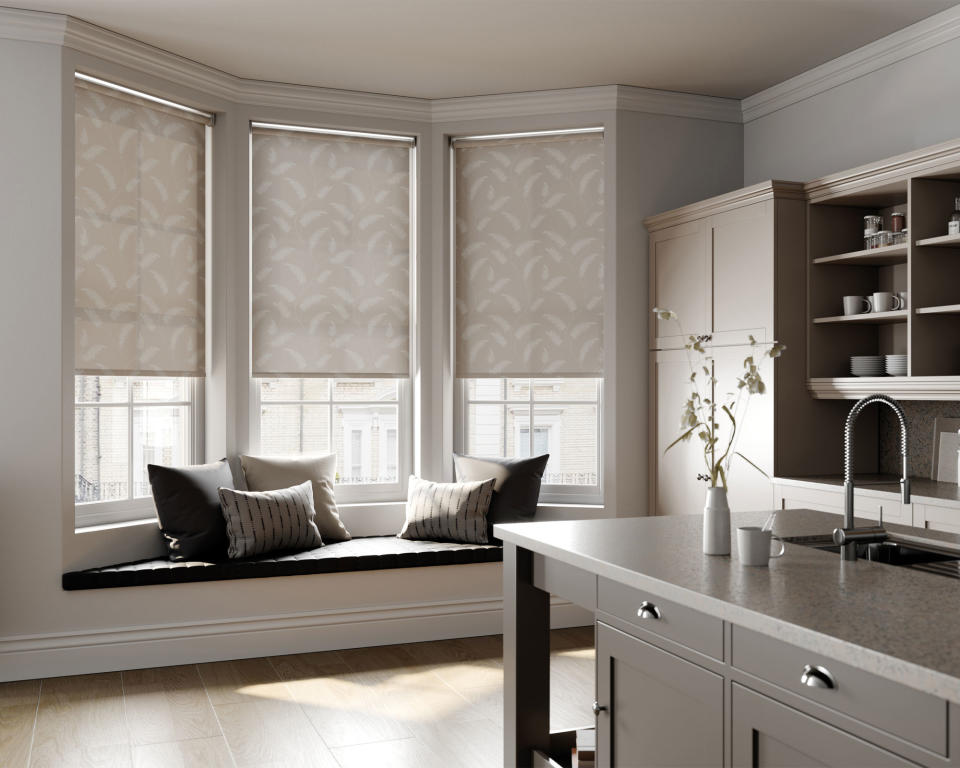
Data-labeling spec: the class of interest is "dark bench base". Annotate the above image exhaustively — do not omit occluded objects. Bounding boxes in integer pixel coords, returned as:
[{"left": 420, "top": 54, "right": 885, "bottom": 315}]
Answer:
[{"left": 62, "top": 536, "right": 504, "bottom": 590}]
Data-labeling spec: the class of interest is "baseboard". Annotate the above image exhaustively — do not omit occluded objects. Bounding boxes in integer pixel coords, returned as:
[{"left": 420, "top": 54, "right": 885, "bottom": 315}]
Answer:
[{"left": 0, "top": 596, "right": 593, "bottom": 681}]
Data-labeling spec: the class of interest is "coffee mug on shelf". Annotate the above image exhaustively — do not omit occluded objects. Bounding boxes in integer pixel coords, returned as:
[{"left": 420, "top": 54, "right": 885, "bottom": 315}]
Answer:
[
  {"left": 872, "top": 291, "right": 904, "bottom": 313},
  {"left": 737, "top": 526, "right": 785, "bottom": 567},
  {"left": 898, "top": 290, "right": 909, "bottom": 309},
  {"left": 842, "top": 295, "right": 871, "bottom": 315}
]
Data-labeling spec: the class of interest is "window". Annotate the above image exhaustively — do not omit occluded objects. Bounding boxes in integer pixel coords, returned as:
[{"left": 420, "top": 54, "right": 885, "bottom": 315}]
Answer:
[
  {"left": 73, "top": 74, "right": 212, "bottom": 527},
  {"left": 74, "top": 376, "right": 199, "bottom": 526},
  {"left": 461, "top": 378, "right": 601, "bottom": 501},
  {"left": 256, "top": 378, "right": 406, "bottom": 500}
]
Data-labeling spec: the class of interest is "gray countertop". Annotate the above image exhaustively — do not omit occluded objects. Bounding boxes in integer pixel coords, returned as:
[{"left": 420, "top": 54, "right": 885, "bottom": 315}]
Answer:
[
  {"left": 777, "top": 474, "right": 960, "bottom": 504},
  {"left": 496, "top": 509, "right": 960, "bottom": 702}
]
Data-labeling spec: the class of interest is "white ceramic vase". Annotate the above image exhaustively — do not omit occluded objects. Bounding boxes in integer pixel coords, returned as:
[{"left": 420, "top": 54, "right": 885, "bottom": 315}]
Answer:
[{"left": 703, "top": 487, "right": 731, "bottom": 555}]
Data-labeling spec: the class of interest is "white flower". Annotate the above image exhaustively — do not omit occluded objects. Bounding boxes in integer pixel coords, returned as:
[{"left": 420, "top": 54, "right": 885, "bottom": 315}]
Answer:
[{"left": 652, "top": 307, "right": 677, "bottom": 321}]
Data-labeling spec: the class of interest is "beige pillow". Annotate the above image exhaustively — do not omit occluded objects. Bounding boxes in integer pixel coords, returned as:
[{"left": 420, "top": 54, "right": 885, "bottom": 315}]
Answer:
[{"left": 240, "top": 454, "right": 351, "bottom": 542}]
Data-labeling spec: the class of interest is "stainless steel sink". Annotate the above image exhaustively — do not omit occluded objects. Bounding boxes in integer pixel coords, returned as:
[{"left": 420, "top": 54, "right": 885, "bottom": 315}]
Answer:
[{"left": 782, "top": 534, "right": 960, "bottom": 579}]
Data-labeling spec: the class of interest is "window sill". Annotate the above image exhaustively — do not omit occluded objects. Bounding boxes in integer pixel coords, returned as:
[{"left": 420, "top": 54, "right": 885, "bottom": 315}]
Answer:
[{"left": 75, "top": 517, "right": 158, "bottom": 535}]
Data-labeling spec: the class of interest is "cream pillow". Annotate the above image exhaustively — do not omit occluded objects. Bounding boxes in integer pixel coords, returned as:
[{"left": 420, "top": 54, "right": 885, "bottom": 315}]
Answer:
[{"left": 240, "top": 454, "right": 351, "bottom": 542}]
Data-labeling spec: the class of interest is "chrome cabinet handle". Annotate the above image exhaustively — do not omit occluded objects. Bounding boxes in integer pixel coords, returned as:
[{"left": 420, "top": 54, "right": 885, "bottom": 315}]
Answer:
[
  {"left": 637, "top": 601, "right": 661, "bottom": 620},
  {"left": 592, "top": 700, "right": 607, "bottom": 715},
  {"left": 801, "top": 664, "right": 836, "bottom": 690}
]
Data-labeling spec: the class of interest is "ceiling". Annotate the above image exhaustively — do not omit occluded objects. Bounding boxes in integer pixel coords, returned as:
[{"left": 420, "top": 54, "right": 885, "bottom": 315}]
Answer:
[{"left": 14, "top": 0, "right": 960, "bottom": 99}]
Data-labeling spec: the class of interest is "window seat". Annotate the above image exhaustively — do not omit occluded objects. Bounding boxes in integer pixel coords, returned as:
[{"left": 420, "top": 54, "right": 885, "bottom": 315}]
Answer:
[{"left": 62, "top": 536, "right": 503, "bottom": 590}]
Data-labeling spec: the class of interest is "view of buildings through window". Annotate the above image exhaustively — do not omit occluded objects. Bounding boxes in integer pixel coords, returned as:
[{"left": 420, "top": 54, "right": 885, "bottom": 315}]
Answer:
[
  {"left": 463, "top": 378, "right": 600, "bottom": 487},
  {"left": 259, "top": 379, "right": 400, "bottom": 485},
  {"left": 74, "top": 376, "right": 193, "bottom": 504}
]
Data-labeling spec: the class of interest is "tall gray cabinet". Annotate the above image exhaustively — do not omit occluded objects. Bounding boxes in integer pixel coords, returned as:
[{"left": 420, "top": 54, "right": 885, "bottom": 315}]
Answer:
[{"left": 645, "top": 182, "right": 810, "bottom": 517}]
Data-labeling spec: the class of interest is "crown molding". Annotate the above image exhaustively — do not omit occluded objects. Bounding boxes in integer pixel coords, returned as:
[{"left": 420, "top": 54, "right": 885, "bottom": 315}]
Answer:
[
  {"left": 0, "top": 5, "right": 66, "bottom": 46},
  {"left": 742, "top": 4, "right": 960, "bottom": 123},
  {"left": 616, "top": 85, "right": 742, "bottom": 124},
  {"left": 643, "top": 179, "right": 805, "bottom": 231},
  {"left": 431, "top": 84, "right": 619, "bottom": 122}
]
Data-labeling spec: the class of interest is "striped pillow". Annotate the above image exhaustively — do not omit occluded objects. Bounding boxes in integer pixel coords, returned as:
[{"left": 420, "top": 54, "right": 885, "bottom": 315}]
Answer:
[
  {"left": 218, "top": 481, "right": 323, "bottom": 559},
  {"left": 398, "top": 475, "right": 496, "bottom": 544}
]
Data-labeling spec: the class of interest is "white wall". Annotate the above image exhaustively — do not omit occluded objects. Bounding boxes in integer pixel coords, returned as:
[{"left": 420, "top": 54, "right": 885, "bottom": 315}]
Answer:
[{"left": 744, "top": 33, "right": 960, "bottom": 184}]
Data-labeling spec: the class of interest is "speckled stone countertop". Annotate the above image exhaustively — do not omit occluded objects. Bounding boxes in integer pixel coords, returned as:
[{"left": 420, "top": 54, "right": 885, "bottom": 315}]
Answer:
[
  {"left": 496, "top": 509, "right": 960, "bottom": 702},
  {"left": 777, "top": 474, "right": 960, "bottom": 504}
]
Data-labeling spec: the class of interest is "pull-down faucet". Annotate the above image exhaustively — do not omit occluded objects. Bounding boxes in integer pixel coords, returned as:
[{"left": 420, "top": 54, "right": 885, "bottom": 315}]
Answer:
[{"left": 833, "top": 394, "right": 911, "bottom": 561}]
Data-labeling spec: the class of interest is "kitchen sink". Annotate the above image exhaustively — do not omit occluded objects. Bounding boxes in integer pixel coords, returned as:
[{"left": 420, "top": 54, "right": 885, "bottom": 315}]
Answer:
[{"left": 782, "top": 534, "right": 960, "bottom": 579}]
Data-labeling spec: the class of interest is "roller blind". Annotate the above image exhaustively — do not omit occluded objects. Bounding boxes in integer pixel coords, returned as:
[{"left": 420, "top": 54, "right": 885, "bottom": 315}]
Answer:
[
  {"left": 251, "top": 125, "right": 413, "bottom": 378},
  {"left": 454, "top": 130, "right": 605, "bottom": 378},
  {"left": 74, "top": 78, "right": 210, "bottom": 377}
]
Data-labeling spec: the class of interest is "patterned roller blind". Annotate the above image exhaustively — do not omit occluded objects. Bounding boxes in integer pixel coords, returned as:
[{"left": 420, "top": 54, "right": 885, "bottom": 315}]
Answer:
[
  {"left": 454, "top": 131, "right": 605, "bottom": 378},
  {"left": 251, "top": 126, "right": 413, "bottom": 378},
  {"left": 74, "top": 79, "right": 209, "bottom": 377}
]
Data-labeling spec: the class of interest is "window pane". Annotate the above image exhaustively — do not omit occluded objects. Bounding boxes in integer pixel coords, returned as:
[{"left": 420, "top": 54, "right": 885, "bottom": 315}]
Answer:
[
  {"left": 467, "top": 404, "right": 504, "bottom": 457},
  {"left": 75, "top": 375, "right": 129, "bottom": 404},
  {"left": 533, "top": 378, "right": 599, "bottom": 401},
  {"left": 506, "top": 379, "right": 531, "bottom": 401},
  {"left": 334, "top": 404, "right": 398, "bottom": 484},
  {"left": 467, "top": 379, "right": 504, "bottom": 400},
  {"left": 332, "top": 379, "right": 398, "bottom": 402},
  {"left": 260, "top": 404, "right": 331, "bottom": 455},
  {"left": 75, "top": 406, "right": 128, "bottom": 502},
  {"left": 536, "top": 404, "right": 598, "bottom": 486},
  {"left": 133, "top": 406, "right": 190, "bottom": 497},
  {"left": 132, "top": 377, "right": 189, "bottom": 402},
  {"left": 260, "top": 379, "right": 330, "bottom": 402}
]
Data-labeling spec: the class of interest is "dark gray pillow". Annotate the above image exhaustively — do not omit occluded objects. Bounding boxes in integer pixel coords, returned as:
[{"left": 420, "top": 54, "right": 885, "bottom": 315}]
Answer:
[
  {"left": 453, "top": 453, "right": 549, "bottom": 538},
  {"left": 218, "top": 481, "right": 323, "bottom": 559},
  {"left": 148, "top": 459, "right": 235, "bottom": 562}
]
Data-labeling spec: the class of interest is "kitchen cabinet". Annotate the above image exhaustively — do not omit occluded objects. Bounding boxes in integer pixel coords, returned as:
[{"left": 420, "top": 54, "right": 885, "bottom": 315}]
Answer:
[
  {"left": 595, "top": 621, "right": 723, "bottom": 768},
  {"left": 649, "top": 219, "right": 711, "bottom": 349},
  {"left": 773, "top": 480, "right": 912, "bottom": 526},
  {"left": 731, "top": 684, "right": 921, "bottom": 767}
]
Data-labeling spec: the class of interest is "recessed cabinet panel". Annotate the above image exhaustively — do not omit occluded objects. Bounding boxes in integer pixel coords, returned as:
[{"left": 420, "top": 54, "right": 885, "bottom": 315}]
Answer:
[
  {"left": 596, "top": 622, "right": 722, "bottom": 768},
  {"left": 732, "top": 684, "right": 921, "bottom": 768},
  {"left": 651, "top": 221, "right": 711, "bottom": 349},
  {"left": 711, "top": 202, "right": 774, "bottom": 343}
]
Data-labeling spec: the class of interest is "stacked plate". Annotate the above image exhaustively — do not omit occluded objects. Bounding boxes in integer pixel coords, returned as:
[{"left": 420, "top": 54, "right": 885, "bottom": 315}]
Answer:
[
  {"left": 885, "top": 354, "right": 907, "bottom": 376},
  {"left": 850, "top": 355, "right": 883, "bottom": 376}
]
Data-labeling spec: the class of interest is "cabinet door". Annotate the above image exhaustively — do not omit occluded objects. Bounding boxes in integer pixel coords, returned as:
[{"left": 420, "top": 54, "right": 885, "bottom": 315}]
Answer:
[
  {"left": 596, "top": 622, "right": 722, "bottom": 768},
  {"left": 711, "top": 201, "right": 774, "bottom": 345},
  {"left": 654, "top": 349, "right": 708, "bottom": 516},
  {"left": 650, "top": 220, "right": 711, "bottom": 349},
  {"left": 731, "top": 684, "right": 920, "bottom": 767},
  {"left": 712, "top": 345, "right": 773, "bottom": 513}
]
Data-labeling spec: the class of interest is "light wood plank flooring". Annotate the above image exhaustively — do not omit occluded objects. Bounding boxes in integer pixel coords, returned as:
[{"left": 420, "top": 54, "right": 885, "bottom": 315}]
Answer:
[{"left": 0, "top": 627, "right": 594, "bottom": 768}]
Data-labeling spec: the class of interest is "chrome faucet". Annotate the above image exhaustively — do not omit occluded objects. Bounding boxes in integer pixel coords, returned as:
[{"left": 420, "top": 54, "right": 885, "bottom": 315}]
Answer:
[{"left": 834, "top": 394, "right": 910, "bottom": 561}]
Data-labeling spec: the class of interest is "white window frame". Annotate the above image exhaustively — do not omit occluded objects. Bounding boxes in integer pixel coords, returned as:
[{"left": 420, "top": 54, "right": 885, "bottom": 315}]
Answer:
[
  {"left": 74, "top": 377, "right": 203, "bottom": 528},
  {"left": 454, "top": 379, "right": 603, "bottom": 505},
  {"left": 250, "top": 378, "right": 412, "bottom": 503}
]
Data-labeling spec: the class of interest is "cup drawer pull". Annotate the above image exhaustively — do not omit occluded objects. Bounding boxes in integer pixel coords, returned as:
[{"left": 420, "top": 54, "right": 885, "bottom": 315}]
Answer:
[
  {"left": 637, "top": 601, "right": 661, "bottom": 620},
  {"left": 801, "top": 664, "right": 836, "bottom": 690}
]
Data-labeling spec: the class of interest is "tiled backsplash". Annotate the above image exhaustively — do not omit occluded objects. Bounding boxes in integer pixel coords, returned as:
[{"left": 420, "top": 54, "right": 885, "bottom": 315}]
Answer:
[{"left": 880, "top": 401, "right": 960, "bottom": 479}]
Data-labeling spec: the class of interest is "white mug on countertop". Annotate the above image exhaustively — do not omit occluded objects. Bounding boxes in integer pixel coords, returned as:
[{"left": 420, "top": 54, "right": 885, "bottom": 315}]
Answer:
[
  {"left": 872, "top": 291, "right": 904, "bottom": 313},
  {"left": 738, "top": 526, "right": 785, "bottom": 567},
  {"left": 843, "top": 295, "right": 871, "bottom": 315}
]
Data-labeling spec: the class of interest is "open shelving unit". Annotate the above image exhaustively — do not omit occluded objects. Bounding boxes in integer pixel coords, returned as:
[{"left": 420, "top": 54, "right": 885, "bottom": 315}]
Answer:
[{"left": 806, "top": 145, "right": 960, "bottom": 399}]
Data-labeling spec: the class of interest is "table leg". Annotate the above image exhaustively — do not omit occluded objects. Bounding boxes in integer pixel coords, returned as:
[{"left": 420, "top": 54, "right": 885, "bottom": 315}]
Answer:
[{"left": 503, "top": 542, "right": 551, "bottom": 767}]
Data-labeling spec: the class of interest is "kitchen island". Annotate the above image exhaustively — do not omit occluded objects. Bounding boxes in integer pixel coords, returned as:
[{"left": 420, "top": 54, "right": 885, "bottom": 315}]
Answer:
[{"left": 496, "top": 509, "right": 960, "bottom": 768}]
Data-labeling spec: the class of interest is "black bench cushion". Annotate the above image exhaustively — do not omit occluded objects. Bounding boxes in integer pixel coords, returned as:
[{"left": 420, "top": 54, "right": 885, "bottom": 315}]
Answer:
[{"left": 62, "top": 536, "right": 503, "bottom": 590}]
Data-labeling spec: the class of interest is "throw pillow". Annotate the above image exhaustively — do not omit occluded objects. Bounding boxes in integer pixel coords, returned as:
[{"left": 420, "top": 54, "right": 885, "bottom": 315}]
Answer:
[
  {"left": 398, "top": 475, "right": 495, "bottom": 544},
  {"left": 148, "top": 459, "right": 236, "bottom": 562},
  {"left": 218, "top": 481, "right": 323, "bottom": 559},
  {"left": 240, "top": 453, "right": 351, "bottom": 542},
  {"left": 453, "top": 453, "right": 549, "bottom": 538}
]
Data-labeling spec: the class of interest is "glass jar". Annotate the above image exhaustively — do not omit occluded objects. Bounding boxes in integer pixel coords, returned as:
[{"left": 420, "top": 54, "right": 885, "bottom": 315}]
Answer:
[
  {"left": 876, "top": 231, "right": 893, "bottom": 248},
  {"left": 864, "top": 215, "right": 883, "bottom": 235},
  {"left": 891, "top": 212, "right": 905, "bottom": 233}
]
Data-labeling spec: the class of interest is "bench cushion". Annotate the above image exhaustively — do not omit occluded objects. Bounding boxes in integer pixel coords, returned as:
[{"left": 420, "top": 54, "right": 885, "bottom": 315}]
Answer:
[{"left": 62, "top": 535, "right": 503, "bottom": 590}]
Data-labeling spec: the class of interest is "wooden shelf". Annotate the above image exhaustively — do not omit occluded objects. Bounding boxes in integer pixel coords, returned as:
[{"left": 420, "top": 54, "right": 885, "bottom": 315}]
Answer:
[
  {"left": 916, "top": 304, "right": 960, "bottom": 315},
  {"left": 812, "top": 243, "right": 907, "bottom": 266},
  {"left": 813, "top": 310, "right": 908, "bottom": 325},
  {"left": 808, "top": 376, "right": 960, "bottom": 400},
  {"left": 915, "top": 233, "right": 960, "bottom": 248}
]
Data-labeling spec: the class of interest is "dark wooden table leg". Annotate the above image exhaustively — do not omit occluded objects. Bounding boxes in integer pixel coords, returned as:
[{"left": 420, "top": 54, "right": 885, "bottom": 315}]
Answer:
[{"left": 503, "top": 542, "right": 551, "bottom": 767}]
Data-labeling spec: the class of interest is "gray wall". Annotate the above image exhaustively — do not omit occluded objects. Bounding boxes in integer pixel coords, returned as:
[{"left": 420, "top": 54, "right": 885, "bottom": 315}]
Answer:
[{"left": 744, "top": 35, "right": 960, "bottom": 184}]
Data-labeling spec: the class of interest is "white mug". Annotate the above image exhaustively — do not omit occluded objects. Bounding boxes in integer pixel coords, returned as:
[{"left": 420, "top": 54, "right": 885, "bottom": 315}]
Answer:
[
  {"left": 872, "top": 291, "right": 904, "bottom": 313},
  {"left": 738, "top": 526, "right": 785, "bottom": 567},
  {"left": 843, "top": 295, "right": 871, "bottom": 315}
]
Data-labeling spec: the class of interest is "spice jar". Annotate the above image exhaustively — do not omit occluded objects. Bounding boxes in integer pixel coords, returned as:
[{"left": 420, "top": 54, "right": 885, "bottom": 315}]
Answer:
[
  {"left": 891, "top": 212, "right": 905, "bottom": 233},
  {"left": 864, "top": 215, "right": 883, "bottom": 235}
]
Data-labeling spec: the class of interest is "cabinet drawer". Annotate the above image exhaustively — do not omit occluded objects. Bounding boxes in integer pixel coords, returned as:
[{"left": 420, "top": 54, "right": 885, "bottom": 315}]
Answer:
[
  {"left": 732, "top": 625, "right": 946, "bottom": 755},
  {"left": 598, "top": 578, "right": 723, "bottom": 660}
]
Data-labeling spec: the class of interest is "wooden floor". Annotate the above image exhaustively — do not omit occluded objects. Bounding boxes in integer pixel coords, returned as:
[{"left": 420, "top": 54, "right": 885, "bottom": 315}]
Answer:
[{"left": 0, "top": 626, "right": 594, "bottom": 767}]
